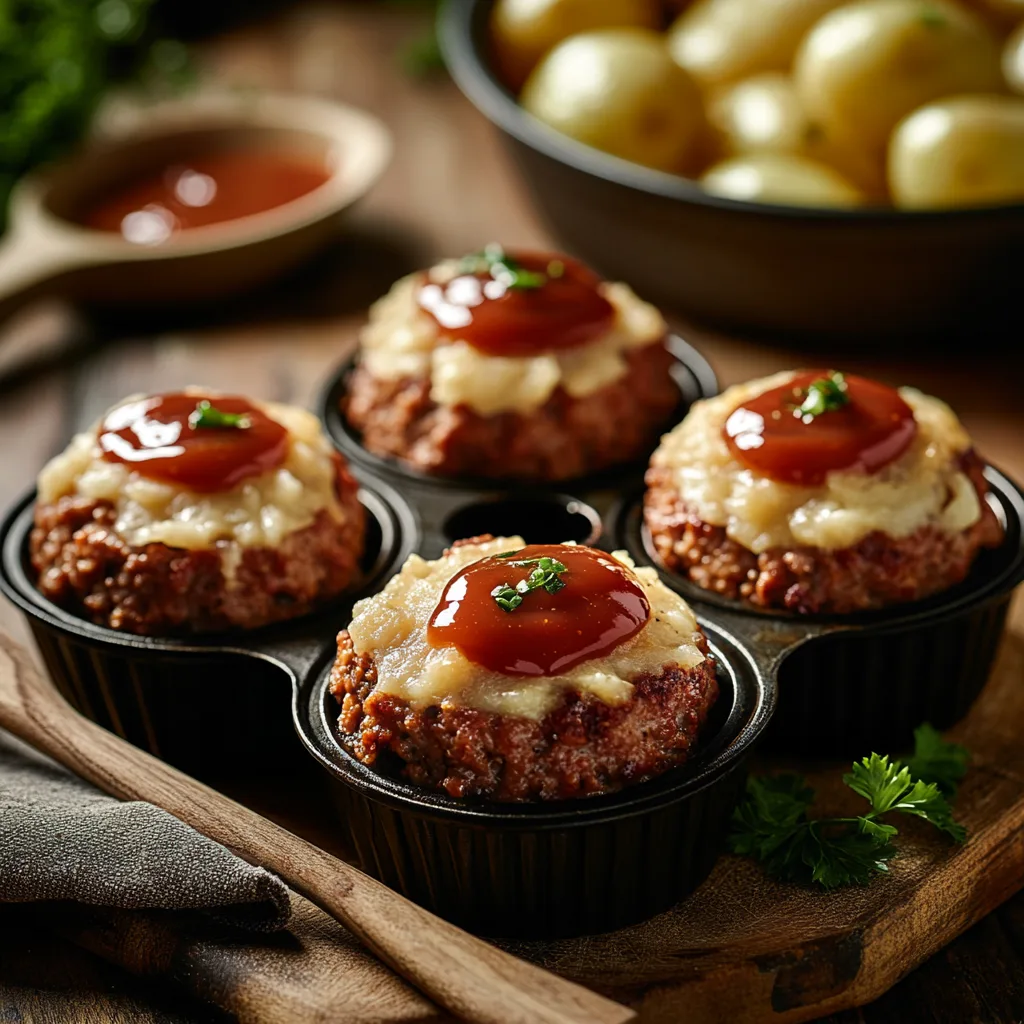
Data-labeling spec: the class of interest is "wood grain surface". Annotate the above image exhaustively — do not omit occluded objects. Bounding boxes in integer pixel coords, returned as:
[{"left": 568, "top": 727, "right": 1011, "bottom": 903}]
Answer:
[
  {"left": 0, "top": 637, "right": 634, "bottom": 1024},
  {"left": 1, "top": 3, "right": 1024, "bottom": 1023}
]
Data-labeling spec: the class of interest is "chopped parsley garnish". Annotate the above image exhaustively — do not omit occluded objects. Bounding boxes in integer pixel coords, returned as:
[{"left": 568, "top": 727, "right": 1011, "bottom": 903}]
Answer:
[
  {"left": 729, "top": 724, "right": 968, "bottom": 889},
  {"left": 188, "top": 400, "right": 252, "bottom": 430},
  {"left": 491, "top": 552, "right": 568, "bottom": 613},
  {"left": 793, "top": 371, "right": 849, "bottom": 422},
  {"left": 458, "top": 244, "right": 557, "bottom": 291}
]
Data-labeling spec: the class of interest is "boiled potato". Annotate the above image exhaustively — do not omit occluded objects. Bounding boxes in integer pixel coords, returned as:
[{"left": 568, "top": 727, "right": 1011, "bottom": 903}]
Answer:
[
  {"left": 491, "top": 0, "right": 660, "bottom": 90},
  {"left": 707, "top": 73, "right": 889, "bottom": 193},
  {"left": 794, "top": 0, "right": 1003, "bottom": 158},
  {"left": 667, "top": 0, "right": 848, "bottom": 88},
  {"left": 708, "top": 73, "right": 808, "bottom": 155},
  {"left": 1005, "top": 20, "right": 1024, "bottom": 92},
  {"left": 888, "top": 94, "right": 1024, "bottom": 206},
  {"left": 521, "top": 29, "right": 706, "bottom": 173},
  {"left": 701, "top": 152, "right": 865, "bottom": 205}
]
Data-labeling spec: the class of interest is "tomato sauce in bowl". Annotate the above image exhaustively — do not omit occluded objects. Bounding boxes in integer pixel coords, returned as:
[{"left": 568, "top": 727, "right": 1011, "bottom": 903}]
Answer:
[{"left": 79, "top": 148, "right": 331, "bottom": 244}]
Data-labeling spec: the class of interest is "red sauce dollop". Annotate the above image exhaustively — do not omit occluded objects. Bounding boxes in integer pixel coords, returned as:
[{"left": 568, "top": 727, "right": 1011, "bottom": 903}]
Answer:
[
  {"left": 83, "top": 149, "right": 330, "bottom": 243},
  {"left": 417, "top": 252, "right": 616, "bottom": 356},
  {"left": 723, "top": 371, "right": 917, "bottom": 486},
  {"left": 98, "top": 393, "right": 289, "bottom": 492},
  {"left": 427, "top": 544, "right": 650, "bottom": 677}
]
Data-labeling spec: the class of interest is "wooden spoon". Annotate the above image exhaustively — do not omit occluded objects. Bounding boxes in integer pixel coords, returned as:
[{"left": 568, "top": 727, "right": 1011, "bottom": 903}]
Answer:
[{"left": 0, "top": 634, "right": 634, "bottom": 1024}]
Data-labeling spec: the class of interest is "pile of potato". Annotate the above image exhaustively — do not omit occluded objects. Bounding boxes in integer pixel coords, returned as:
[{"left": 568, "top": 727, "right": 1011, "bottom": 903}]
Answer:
[{"left": 490, "top": 0, "right": 1024, "bottom": 208}]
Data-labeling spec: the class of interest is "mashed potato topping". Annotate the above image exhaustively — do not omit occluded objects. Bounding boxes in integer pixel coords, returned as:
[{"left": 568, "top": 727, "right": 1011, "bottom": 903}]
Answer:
[
  {"left": 37, "top": 392, "right": 347, "bottom": 555},
  {"left": 651, "top": 372, "right": 982, "bottom": 552},
  {"left": 347, "top": 536, "right": 706, "bottom": 720},
  {"left": 358, "top": 261, "right": 667, "bottom": 416}
]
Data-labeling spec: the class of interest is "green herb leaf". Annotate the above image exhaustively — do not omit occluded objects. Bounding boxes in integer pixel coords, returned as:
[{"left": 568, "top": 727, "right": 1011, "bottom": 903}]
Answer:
[
  {"left": 805, "top": 822, "right": 897, "bottom": 888},
  {"left": 843, "top": 753, "right": 914, "bottom": 815},
  {"left": 491, "top": 583, "right": 523, "bottom": 613},
  {"left": 729, "top": 773, "right": 813, "bottom": 862},
  {"left": 904, "top": 723, "right": 969, "bottom": 797},
  {"left": 188, "top": 400, "right": 251, "bottom": 430},
  {"left": 794, "top": 371, "right": 849, "bottom": 421},
  {"left": 890, "top": 779, "right": 966, "bottom": 842}
]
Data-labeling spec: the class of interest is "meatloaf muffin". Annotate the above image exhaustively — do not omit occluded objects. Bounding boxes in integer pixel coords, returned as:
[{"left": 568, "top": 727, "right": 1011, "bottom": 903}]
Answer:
[
  {"left": 32, "top": 389, "right": 365, "bottom": 634},
  {"left": 330, "top": 535, "right": 718, "bottom": 801},
  {"left": 344, "top": 245, "right": 680, "bottom": 480},
  {"left": 645, "top": 370, "right": 1004, "bottom": 614}
]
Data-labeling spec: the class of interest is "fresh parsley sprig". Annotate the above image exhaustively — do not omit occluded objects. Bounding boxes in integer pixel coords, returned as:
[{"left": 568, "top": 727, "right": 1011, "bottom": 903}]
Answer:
[
  {"left": 794, "top": 371, "right": 850, "bottom": 421},
  {"left": 729, "top": 724, "right": 968, "bottom": 889},
  {"left": 189, "top": 400, "right": 251, "bottom": 430},
  {"left": 490, "top": 553, "right": 568, "bottom": 613}
]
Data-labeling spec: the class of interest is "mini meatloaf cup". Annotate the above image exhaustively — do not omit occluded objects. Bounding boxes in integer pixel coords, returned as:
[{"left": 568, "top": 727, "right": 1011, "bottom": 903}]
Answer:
[
  {"left": 641, "top": 370, "right": 1016, "bottom": 756},
  {"left": 343, "top": 248, "right": 680, "bottom": 481},
  {"left": 645, "top": 372, "right": 1003, "bottom": 615},
  {"left": 319, "top": 534, "right": 771, "bottom": 937},
  {"left": 330, "top": 535, "right": 717, "bottom": 801},
  {"left": 31, "top": 389, "right": 365, "bottom": 634}
]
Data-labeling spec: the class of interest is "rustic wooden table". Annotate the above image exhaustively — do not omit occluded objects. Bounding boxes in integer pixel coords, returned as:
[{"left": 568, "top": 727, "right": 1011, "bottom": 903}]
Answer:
[{"left": 1, "top": 3, "right": 1023, "bottom": 1022}]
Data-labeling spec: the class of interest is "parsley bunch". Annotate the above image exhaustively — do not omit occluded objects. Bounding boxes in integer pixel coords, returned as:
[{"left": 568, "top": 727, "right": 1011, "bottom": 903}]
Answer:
[{"left": 730, "top": 724, "right": 968, "bottom": 889}]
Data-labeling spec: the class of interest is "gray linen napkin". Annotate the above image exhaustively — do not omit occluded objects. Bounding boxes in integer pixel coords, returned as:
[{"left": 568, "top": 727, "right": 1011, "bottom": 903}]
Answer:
[{"left": 0, "top": 730, "right": 291, "bottom": 931}]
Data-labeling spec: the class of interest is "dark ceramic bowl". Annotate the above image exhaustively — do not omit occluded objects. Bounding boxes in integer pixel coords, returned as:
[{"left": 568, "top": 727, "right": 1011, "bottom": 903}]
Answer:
[
  {"left": 611, "top": 465, "right": 1024, "bottom": 757},
  {"left": 438, "top": 0, "right": 1024, "bottom": 341}
]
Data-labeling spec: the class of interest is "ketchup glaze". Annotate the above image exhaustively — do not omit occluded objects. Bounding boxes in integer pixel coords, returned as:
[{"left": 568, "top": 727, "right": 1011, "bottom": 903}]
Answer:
[
  {"left": 99, "top": 393, "right": 289, "bottom": 492},
  {"left": 723, "top": 371, "right": 917, "bottom": 487},
  {"left": 427, "top": 544, "right": 650, "bottom": 676},
  {"left": 417, "top": 251, "right": 616, "bottom": 357}
]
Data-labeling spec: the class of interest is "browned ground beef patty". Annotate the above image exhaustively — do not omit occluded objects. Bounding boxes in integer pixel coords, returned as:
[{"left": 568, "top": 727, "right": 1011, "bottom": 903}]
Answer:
[
  {"left": 31, "top": 461, "right": 365, "bottom": 634},
  {"left": 329, "top": 629, "right": 718, "bottom": 801},
  {"left": 644, "top": 451, "right": 1004, "bottom": 615},
  {"left": 343, "top": 342, "right": 679, "bottom": 480}
]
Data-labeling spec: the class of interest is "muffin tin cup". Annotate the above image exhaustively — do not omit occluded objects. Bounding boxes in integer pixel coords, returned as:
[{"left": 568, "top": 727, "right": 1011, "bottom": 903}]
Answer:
[
  {"left": 0, "top": 480, "right": 418, "bottom": 781},
  {"left": 611, "top": 465, "right": 1024, "bottom": 758},
  {"left": 295, "top": 622, "right": 770, "bottom": 939}
]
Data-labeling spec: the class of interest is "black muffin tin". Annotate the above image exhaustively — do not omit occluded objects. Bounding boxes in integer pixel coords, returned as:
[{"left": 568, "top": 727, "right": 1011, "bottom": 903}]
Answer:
[{"left": 2, "top": 334, "right": 1023, "bottom": 938}]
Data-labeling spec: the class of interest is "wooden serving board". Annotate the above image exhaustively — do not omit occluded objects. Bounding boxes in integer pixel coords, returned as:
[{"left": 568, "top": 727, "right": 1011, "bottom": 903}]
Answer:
[{"left": 11, "top": 604, "right": 1024, "bottom": 1024}]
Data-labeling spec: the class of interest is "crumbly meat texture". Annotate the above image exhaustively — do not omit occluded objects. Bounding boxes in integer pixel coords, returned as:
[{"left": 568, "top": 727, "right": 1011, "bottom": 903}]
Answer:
[
  {"left": 343, "top": 342, "right": 679, "bottom": 481},
  {"left": 30, "top": 462, "right": 365, "bottom": 634},
  {"left": 329, "top": 629, "right": 718, "bottom": 802},
  {"left": 644, "top": 451, "right": 1004, "bottom": 615}
]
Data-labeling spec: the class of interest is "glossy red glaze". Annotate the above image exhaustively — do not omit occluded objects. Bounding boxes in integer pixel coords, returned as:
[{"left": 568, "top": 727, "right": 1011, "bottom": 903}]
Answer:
[
  {"left": 417, "top": 252, "right": 616, "bottom": 356},
  {"left": 82, "top": 149, "right": 330, "bottom": 243},
  {"left": 723, "top": 371, "right": 917, "bottom": 486},
  {"left": 99, "top": 393, "right": 289, "bottom": 492},
  {"left": 427, "top": 544, "right": 650, "bottom": 677}
]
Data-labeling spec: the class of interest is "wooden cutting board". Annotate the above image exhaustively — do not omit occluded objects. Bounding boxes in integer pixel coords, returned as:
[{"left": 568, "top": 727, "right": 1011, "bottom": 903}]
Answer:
[{"left": 35, "top": 603, "right": 1024, "bottom": 1024}]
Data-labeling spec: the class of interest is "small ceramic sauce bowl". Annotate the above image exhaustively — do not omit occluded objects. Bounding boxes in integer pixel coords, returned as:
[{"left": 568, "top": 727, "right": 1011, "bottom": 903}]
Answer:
[{"left": 0, "top": 91, "right": 392, "bottom": 316}]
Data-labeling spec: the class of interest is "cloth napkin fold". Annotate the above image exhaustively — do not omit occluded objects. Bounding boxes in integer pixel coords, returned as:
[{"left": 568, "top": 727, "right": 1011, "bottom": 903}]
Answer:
[{"left": 0, "top": 730, "right": 291, "bottom": 931}]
